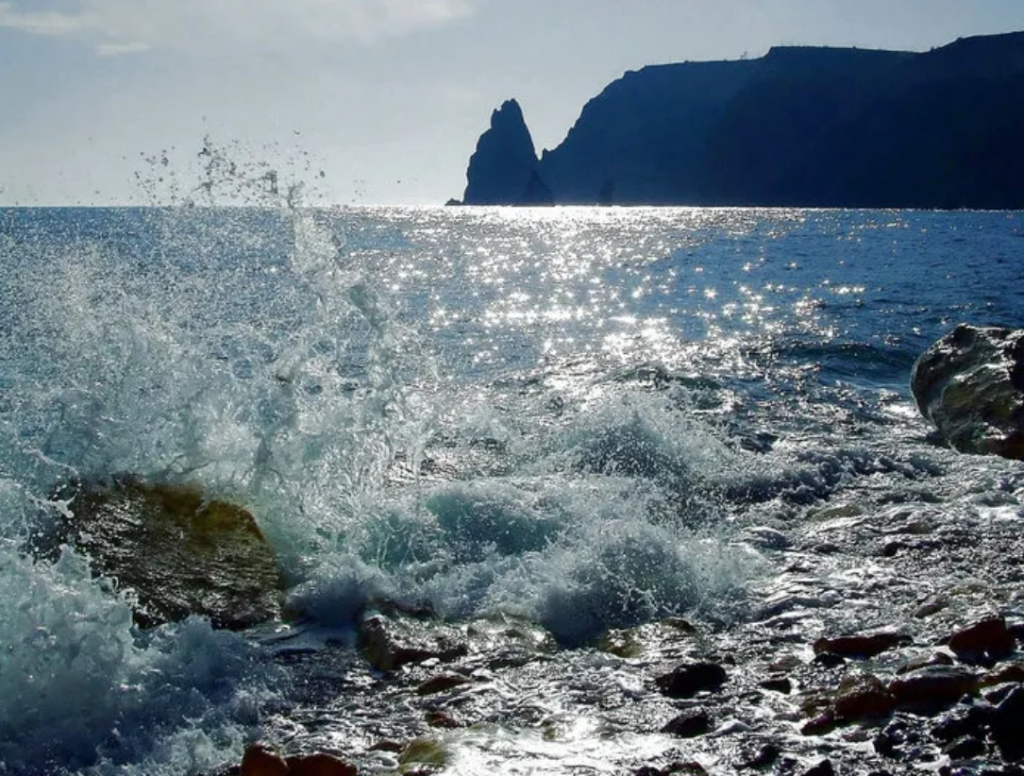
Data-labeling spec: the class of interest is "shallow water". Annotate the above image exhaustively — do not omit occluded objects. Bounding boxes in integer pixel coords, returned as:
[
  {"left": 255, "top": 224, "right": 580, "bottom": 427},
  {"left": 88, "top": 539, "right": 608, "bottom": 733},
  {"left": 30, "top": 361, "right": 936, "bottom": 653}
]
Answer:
[{"left": 1, "top": 205, "right": 1023, "bottom": 774}]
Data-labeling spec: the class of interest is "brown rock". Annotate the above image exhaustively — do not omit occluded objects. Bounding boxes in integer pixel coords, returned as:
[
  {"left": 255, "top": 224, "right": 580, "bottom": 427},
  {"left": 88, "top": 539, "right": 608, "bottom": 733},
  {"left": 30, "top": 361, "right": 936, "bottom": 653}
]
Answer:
[
  {"left": 946, "top": 616, "right": 1015, "bottom": 663},
  {"left": 241, "top": 744, "right": 288, "bottom": 776},
  {"left": 425, "top": 710, "right": 459, "bottom": 729},
  {"left": 813, "top": 632, "right": 909, "bottom": 659},
  {"left": 35, "top": 475, "right": 284, "bottom": 629},
  {"left": 655, "top": 662, "right": 727, "bottom": 698},
  {"left": 286, "top": 753, "right": 357, "bottom": 776},
  {"left": 660, "top": 709, "right": 712, "bottom": 738},
  {"left": 359, "top": 614, "right": 468, "bottom": 672},
  {"left": 897, "top": 651, "right": 954, "bottom": 675},
  {"left": 888, "top": 666, "right": 979, "bottom": 711},
  {"left": 833, "top": 674, "right": 896, "bottom": 722},
  {"left": 416, "top": 673, "right": 472, "bottom": 696},
  {"left": 981, "top": 662, "right": 1024, "bottom": 688},
  {"left": 801, "top": 711, "right": 838, "bottom": 736}
]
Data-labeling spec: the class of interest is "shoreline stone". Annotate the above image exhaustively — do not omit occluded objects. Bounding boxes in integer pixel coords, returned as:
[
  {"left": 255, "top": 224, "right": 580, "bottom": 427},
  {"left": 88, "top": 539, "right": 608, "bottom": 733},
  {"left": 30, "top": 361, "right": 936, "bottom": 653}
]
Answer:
[{"left": 911, "top": 323, "right": 1024, "bottom": 459}]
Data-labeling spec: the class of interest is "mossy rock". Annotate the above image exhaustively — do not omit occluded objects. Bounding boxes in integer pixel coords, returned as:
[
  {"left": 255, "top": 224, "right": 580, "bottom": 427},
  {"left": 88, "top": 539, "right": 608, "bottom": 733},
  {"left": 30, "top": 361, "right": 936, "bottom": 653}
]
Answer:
[{"left": 34, "top": 474, "right": 284, "bottom": 629}]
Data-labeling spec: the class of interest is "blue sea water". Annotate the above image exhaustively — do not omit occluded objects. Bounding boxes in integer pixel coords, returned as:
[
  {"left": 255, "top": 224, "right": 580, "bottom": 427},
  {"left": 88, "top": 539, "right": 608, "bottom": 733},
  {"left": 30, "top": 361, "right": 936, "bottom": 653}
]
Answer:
[{"left": 1, "top": 205, "right": 1023, "bottom": 774}]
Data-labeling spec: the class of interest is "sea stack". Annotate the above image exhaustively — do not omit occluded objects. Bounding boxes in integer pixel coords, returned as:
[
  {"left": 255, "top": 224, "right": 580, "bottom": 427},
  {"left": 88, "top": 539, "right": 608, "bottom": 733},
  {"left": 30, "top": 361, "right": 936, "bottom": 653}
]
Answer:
[{"left": 461, "top": 99, "right": 554, "bottom": 206}]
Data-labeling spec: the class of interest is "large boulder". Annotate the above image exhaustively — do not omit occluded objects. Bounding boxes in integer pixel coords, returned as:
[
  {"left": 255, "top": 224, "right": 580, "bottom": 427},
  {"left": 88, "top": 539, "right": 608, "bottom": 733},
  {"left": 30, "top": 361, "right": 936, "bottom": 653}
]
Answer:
[
  {"left": 910, "top": 324, "right": 1024, "bottom": 459},
  {"left": 34, "top": 474, "right": 284, "bottom": 629}
]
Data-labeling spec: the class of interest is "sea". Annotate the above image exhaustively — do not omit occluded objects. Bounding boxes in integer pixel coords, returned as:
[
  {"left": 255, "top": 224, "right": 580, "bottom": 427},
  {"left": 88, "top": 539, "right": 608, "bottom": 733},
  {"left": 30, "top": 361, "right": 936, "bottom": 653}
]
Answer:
[{"left": 1, "top": 204, "right": 1023, "bottom": 775}]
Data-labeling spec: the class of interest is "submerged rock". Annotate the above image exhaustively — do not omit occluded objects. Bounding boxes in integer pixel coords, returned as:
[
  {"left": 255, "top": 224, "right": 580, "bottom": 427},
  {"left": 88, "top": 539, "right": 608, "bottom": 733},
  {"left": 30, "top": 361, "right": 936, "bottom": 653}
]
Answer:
[
  {"left": 359, "top": 613, "right": 468, "bottom": 672},
  {"left": 911, "top": 324, "right": 1024, "bottom": 459},
  {"left": 655, "top": 662, "right": 728, "bottom": 698},
  {"left": 35, "top": 474, "right": 284, "bottom": 629},
  {"left": 814, "top": 632, "right": 910, "bottom": 659}
]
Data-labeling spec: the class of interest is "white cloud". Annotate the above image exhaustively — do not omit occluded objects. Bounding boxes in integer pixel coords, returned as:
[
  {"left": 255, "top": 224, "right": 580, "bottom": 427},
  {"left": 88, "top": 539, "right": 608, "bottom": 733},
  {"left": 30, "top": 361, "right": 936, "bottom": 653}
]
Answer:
[
  {"left": 0, "top": 0, "right": 477, "bottom": 53},
  {"left": 96, "top": 40, "right": 148, "bottom": 56}
]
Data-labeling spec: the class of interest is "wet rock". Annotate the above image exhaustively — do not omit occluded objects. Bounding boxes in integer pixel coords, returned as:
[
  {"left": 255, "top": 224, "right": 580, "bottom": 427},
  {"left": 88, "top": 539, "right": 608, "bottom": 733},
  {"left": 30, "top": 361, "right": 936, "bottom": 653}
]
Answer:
[
  {"left": 359, "top": 614, "right": 468, "bottom": 672},
  {"left": 931, "top": 703, "right": 994, "bottom": 742},
  {"left": 742, "top": 526, "right": 791, "bottom": 550},
  {"left": 992, "top": 686, "right": 1024, "bottom": 761},
  {"left": 888, "top": 666, "right": 979, "bottom": 712},
  {"left": 946, "top": 617, "right": 1015, "bottom": 664},
  {"left": 911, "top": 324, "right": 1024, "bottom": 460},
  {"left": 873, "top": 718, "right": 916, "bottom": 759},
  {"left": 813, "top": 652, "right": 847, "bottom": 668},
  {"left": 760, "top": 676, "right": 793, "bottom": 694},
  {"left": 833, "top": 673, "right": 897, "bottom": 722},
  {"left": 914, "top": 594, "right": 950, "bottom": 619},
  {"left": 36, "top": 475, "right": 284, "bottom": 629},
  {"left": 813, "top": 632, "right": 910, "bottom": 658},
  {"left": 741, "top": 742, "right": 781, "bottom": 768},
  {"left": 416, "top": 673, "right": 472, "bottom": 696},
  {"left": 424, "top": 710, "right": 459, "bottom": 729},
  {"left": 943, "top": 735, "right": 987, "bottom": 760},
  {"left": 241, "top": 744, "right": 288, "bottom": 776},
  {"left": 803, "top": 759, "right": 834, "bottom": 776},
  {"left": 660, "top": 709, "right": 712, "bottom": 738},
  {"left": 655, "top": 662, "right": 727, "bottom": 698},
  {"left": 801, "top": 711, "right": 838, "bottom": 736},
  {"left": 982, "top": 662, "right": 1024, "bottom": 688},
  {"left": 897, "top": 651, "right": 954, "bottom": 675},
  {"left": 285, "top": 753, "right": 357, "bottom": 776}
]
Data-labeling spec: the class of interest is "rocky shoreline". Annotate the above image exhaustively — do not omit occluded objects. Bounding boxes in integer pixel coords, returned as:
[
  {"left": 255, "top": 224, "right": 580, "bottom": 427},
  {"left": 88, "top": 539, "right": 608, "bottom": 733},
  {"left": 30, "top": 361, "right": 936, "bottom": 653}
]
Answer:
[{"left": 216, "top": 473, "right": 1024, "bottom": 776}]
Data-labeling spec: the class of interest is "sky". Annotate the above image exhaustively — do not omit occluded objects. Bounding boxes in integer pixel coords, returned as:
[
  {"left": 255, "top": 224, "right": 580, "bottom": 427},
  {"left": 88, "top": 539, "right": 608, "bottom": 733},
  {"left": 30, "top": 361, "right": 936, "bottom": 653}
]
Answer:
[{"left": 3, "top": 0, "right": 1024, "bottom": 206}]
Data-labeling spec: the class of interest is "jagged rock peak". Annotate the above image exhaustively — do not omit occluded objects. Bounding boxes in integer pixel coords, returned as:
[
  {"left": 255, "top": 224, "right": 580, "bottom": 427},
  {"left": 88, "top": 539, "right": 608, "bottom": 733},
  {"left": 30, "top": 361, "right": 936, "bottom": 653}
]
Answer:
[{"left": 462, "top": 99, "right": 553, "bottom": 206}]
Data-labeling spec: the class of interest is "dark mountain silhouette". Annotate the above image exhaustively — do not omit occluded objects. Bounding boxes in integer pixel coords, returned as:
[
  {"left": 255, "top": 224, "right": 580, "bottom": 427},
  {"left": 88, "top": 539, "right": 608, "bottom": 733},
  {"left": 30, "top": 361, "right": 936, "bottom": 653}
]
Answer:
[
  {"left": 458, "top": 99, "right": 553, "bottom": 206},
  {"left": 456, "top": 31, "right": 1024, "bottom": 208}
]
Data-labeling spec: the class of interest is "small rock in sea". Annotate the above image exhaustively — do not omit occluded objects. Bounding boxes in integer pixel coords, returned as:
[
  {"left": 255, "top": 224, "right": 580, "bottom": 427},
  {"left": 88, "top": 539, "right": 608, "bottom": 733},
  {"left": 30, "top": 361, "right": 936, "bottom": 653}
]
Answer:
[
  {"left": 982, "top": 662, "right": 1024, "bottom": 688},
  {"left": 942, "top": 735, "right": 987, "bottom": 760},
  {"left": 359, "top": 613, "right": 468, "bottom": 672},
  {"left": 803, "top": 758, "right": 835, "bottom": 776},
  {"left": 833, "top": 673, "right": 896, "bottom": 722},
  {"left": 813, "top": 652, "right": 847, "bottom": 668},
  {"left": 367, "top": 740, "right": 405, "bottom": 753},
  {"left": 913, "top": 594, "right": 950, "bottom": 619},
  {"left": 241, "top": 743, "right": 288, "bottom": 776},
  {"left": 931, "top": 702, "right": 994, "bottom": 742},
  {"left": 416, "top": 673, "right": 472, "bottom": 696},
  {"left": 813, "top": 632, "right": 910, "bottom": 659},
  {"left": 946, "top": 616, "right": 1015, "bottom": 664},
  {"left": 286, "top": 753, "right": 358, "bottom": 776},
  {"left": 897, "top": 651, "right": 954, "bottom": 675},
  {"left": 741, "top": 742, "right": 781, "bottom": 768},
  {"left": 888, "top": 665, "right": 979, "bottom": 712},
  {"left": 800, "top": 711, "right": 837, "bottom": 736},
  {"left": 655, "top": 662, "right": 727, "bottom": 698},
  {"left": 742, "top": 526, "right": 792, "bottom": 550},
  {"left": 873, "top": 718, "right": 913, "bottom": 759},
  {"left": 910, "top": 323, "right": 1024, "bottom": 460},
  {"left": 425, "top": 710, "right": 459, "bottom": 729},
  {"left": 992, "top": 686, "right": 1024, "bottom": 762},
  {"left": 760, "top": 676, "right": 793, "bottom": 694},
  {"left": 661, "top": 709, "right": 712, "bottom": 738}
]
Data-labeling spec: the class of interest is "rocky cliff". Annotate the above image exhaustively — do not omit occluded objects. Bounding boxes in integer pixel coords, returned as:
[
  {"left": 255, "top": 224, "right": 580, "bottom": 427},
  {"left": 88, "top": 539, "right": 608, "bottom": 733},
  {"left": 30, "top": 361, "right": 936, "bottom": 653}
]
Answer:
[
  {"left": 460, "top": 99, "right": 553, "bottom": 206},
  {"left": 457, "top": 31, "right": 1024, "bottom": 208}
]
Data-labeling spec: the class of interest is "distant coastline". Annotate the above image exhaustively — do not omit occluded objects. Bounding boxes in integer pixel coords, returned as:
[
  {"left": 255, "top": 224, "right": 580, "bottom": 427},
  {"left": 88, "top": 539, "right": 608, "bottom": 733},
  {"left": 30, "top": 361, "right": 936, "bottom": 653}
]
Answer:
[{"left": 452, "top": 31, "right": 1024, "bottom": 209}]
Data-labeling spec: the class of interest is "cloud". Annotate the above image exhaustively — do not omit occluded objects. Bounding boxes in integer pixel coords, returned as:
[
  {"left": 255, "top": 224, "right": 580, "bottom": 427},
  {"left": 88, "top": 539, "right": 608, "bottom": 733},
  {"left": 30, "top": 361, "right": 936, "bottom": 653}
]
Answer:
[{"left": 0, "top": 0, "right": 476, "bottom": 53}]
